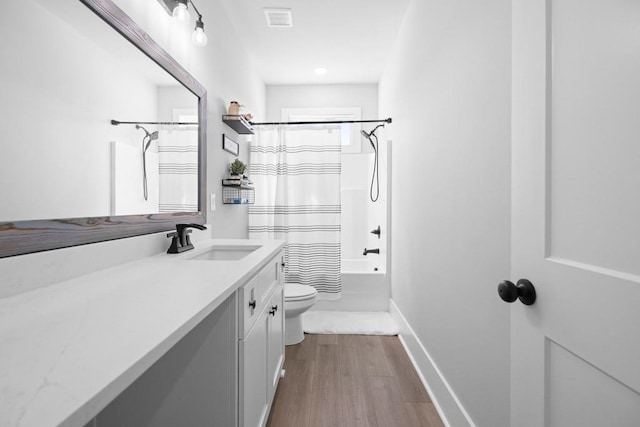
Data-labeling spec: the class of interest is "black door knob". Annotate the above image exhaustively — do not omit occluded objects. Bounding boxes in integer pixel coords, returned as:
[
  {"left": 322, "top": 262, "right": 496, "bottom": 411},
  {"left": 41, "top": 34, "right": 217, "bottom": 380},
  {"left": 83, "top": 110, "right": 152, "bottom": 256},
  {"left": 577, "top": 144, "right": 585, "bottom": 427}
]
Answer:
[{"left": 498, "top": 279, "right": 536, "bottom": 305}]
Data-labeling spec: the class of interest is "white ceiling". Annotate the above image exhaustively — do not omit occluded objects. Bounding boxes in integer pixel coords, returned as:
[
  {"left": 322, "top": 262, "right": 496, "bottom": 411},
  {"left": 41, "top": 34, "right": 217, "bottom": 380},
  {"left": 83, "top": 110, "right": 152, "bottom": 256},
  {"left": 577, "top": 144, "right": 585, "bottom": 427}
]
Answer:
[{"left": 218, "top": 0, "right": 412, "bottom": 85}]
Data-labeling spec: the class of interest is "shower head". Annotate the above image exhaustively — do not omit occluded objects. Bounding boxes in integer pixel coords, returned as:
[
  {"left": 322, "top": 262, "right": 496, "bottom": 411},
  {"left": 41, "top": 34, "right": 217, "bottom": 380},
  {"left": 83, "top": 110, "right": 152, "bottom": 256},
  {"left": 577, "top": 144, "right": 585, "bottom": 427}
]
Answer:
[
  {"left": 360, "top": 129, "right": 375, "bottom": 150},
  {"left": 361, "top": 125, "right": 385, "bottom": 150},
  {"left": 135, "top": 124, "right": 159, "bottom": 140},
  {"left": 360, "top": 129, "right": 374, "bottom": 150},
  {"left": 144, "top": 131, "right": 159, "bottom": 152},
  {"left": 361, "top": 123, "right": 385, "bottom": 140},
  {"left": 136, "top": 125, "right": 159, "bottom": 152}
]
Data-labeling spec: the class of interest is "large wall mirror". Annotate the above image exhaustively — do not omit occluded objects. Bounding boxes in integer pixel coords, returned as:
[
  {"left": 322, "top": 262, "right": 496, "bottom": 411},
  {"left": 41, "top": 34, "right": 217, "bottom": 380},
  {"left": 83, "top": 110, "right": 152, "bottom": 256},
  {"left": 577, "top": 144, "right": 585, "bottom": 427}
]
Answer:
[{"left": 0, "top": 0, "right": 207, "bottom": 258}]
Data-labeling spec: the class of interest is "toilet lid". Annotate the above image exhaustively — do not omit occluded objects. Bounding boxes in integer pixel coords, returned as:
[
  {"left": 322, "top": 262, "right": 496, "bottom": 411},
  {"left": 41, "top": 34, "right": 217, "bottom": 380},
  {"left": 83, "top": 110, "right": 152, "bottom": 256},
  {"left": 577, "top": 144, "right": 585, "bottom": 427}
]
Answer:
[{"left": 285, "top": 283, "right": 317, "bottom": 301}]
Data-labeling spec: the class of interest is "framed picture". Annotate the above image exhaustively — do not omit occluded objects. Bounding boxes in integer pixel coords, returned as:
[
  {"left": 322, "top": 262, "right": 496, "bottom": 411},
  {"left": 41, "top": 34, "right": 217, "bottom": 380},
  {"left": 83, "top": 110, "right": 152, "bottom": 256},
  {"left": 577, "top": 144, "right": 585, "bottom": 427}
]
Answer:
[{"left": 222, "top": 134, "right": 239, "bottom": 156}]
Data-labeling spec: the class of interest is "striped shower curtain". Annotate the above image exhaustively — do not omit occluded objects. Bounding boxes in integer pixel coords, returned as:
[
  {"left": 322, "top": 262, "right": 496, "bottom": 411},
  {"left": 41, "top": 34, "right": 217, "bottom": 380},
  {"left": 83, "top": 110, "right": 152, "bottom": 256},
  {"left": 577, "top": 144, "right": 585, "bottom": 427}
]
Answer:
[
  {"left": 157, "top": 128, "right": 198, "bottom": 212},
  {"left": 249, "top": 126, "right": 342, "bottom": 300}
]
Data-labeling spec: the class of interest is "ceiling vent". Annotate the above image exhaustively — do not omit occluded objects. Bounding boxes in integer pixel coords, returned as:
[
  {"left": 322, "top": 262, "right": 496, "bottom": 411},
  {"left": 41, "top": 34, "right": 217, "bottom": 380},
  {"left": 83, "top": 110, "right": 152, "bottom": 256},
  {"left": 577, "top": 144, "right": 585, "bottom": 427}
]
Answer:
[{"left": 264, "top": 8, "right": 293, "bottom": 28}]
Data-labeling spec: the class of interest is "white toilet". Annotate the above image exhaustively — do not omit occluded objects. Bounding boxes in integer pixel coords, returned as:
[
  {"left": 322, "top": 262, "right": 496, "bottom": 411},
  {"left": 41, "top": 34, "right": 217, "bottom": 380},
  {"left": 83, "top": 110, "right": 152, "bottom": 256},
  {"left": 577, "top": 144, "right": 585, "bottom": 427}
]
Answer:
[{"left": 284, "top": 283, "right": 318, "bottom": 345}]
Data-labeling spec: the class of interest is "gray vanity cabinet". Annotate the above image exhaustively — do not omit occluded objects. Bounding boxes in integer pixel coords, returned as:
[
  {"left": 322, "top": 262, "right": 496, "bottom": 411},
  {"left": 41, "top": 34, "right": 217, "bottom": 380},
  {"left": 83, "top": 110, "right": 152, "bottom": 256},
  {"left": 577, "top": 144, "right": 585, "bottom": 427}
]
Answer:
[
  {"left": 92, "top": 293, "right": 238, "bottom": 427},
  {"left": 85, "top": 251, "right": 284, "bottom": 427},
  {"left": 239, "top": 252, "right": 285, "bottom": 427}
]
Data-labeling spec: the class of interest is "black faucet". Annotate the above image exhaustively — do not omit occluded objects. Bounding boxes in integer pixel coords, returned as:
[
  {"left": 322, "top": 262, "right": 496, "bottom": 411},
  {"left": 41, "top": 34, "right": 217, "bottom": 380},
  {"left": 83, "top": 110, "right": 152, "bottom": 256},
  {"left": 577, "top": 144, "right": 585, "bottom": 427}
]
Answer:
[
  {"left": 363, "top": 248, "right": 380, "bottom": 256},
  {"left": 167, "top": 223, "right": 207, "bottom": 253}
]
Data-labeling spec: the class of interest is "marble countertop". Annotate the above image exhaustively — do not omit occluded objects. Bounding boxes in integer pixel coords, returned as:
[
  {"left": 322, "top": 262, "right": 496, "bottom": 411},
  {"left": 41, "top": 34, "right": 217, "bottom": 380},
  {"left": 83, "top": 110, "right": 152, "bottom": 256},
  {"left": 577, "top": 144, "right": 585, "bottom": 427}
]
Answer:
[{"left": 0, "top": 239, "right": 285, "bottom": 427}]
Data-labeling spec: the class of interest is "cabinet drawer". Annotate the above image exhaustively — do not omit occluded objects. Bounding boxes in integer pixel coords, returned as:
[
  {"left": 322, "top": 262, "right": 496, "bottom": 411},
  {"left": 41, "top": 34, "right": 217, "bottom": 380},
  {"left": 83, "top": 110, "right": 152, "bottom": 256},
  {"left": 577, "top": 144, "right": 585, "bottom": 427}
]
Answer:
[
  {"left": 238, "top": 275, "right": 259, "bottom": 338},
  {"left": 239, "top": 251, "right": 285, "bottom": 339}
]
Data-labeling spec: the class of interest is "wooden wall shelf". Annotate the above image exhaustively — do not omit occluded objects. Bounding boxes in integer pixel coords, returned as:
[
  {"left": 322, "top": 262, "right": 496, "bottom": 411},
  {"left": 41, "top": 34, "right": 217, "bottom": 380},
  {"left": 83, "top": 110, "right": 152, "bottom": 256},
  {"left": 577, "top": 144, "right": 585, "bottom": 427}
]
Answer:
[{"left": 222, "top": 115, "right": 254, "bottom": 134}]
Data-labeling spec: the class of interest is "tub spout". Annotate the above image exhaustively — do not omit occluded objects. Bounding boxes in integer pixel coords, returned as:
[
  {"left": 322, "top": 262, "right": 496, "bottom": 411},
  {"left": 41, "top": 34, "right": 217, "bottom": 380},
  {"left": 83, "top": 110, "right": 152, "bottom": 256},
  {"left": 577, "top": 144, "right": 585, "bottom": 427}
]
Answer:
[{"left": 363, "top": 248, "right": 380, "bottom": 256}]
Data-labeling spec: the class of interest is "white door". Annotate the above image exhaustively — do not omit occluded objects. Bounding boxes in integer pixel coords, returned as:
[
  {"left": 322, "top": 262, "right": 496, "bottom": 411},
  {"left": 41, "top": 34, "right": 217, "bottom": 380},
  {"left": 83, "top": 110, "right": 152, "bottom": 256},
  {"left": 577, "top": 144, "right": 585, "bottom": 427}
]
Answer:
[{"left": 511, "top": 0, "right": 640, "bottom": 425}]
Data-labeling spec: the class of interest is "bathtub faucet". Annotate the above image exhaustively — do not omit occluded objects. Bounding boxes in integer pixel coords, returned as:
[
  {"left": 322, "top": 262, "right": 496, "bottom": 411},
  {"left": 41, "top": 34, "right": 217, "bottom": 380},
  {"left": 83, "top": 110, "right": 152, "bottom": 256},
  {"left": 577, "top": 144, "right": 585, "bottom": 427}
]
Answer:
[{"left": 363, "top": 248, "right": 380, "bottom": 256}]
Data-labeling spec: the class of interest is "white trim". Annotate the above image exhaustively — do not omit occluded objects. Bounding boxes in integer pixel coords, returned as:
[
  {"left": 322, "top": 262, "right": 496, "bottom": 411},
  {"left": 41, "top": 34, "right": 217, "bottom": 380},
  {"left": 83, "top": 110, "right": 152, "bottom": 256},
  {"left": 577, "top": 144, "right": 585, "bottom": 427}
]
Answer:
[
  {"left": 547, "top": 256, "right": 640, "bottom": 284},
  {"left": 172, "top": 108, "right": 198, "bottom": 130},
  {"left": 389, "top": 299, "right": 476, "bottom": 427},
  {"left": 280, "top": 107, "right": 362, "bottom": 153}
]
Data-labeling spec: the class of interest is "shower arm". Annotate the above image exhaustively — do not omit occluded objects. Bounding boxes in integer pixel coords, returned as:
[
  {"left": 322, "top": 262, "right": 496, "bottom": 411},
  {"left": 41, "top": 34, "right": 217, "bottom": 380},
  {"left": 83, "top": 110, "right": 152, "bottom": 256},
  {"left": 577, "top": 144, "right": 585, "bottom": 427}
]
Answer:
[{"left": 362, "top": 123, "right": 386, "bottom": 139}]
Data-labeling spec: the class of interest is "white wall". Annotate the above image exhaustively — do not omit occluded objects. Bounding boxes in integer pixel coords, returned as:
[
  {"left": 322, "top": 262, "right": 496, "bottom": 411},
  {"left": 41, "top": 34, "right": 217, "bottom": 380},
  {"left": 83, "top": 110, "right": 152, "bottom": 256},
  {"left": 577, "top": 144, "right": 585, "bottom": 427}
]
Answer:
[
  {"left": 379, "top": 0, "right": 511, "bottom": 426},
  {"left": 0, "top": 0, "right": 264, "bottom": 296},
  {"left": 265, "top": 84, "right": 378, "bottom": 123}
]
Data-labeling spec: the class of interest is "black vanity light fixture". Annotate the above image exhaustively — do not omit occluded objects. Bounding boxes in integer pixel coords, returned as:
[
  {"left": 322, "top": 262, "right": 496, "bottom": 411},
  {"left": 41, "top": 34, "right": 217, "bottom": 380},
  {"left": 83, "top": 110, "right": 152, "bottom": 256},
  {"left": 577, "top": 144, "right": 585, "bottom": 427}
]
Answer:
[{"left": 158, "top": 0, "right": 208, "bottom": 47}]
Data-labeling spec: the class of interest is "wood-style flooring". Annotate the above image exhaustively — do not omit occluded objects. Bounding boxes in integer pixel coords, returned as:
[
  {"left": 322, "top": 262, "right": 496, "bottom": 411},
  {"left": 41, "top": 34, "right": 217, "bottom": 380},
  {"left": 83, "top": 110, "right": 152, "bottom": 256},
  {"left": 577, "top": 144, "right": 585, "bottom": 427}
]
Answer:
[{"left": 266, "top": 334, "right": 444, "bottom": 427}]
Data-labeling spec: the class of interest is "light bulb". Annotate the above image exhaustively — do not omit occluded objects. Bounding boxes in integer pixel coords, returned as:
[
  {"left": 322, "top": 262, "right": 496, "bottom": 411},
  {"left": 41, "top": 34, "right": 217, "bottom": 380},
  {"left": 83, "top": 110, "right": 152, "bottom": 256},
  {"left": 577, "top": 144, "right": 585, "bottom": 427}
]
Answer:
[
  {"left": 172, "top": 0, "right": 190, "bottom": 23},
  {"left": 192, "top": 28, "right": 208, "bottom": 47},
  {"left": 192, "top": 19, "right": 207, "bottom": 47}
]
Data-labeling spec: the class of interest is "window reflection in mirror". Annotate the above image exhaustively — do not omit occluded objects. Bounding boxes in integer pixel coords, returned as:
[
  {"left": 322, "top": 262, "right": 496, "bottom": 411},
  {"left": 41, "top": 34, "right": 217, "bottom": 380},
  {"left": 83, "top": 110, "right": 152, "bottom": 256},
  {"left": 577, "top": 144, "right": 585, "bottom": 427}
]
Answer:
[{"left": 0, "top": 0, "right": 199, "bottom": 222}]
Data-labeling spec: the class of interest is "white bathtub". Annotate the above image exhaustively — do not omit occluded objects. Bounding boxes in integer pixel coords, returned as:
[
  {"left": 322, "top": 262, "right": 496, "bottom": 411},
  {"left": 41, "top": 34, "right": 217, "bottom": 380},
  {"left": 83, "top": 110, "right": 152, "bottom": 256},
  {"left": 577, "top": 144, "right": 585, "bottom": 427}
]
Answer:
[{"left": 310, "top": 259, "right": 389, "bottom": 312}]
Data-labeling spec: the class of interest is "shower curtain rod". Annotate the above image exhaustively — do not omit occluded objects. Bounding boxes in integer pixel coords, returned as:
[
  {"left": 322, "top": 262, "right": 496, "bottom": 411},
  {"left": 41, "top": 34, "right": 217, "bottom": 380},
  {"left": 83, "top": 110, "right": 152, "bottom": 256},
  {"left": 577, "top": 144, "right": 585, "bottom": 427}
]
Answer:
[
  {"left": 249, "top": 117, "right": 392, "bottom": 126},
  {"left": 110, "top": 119, "right": 198, "bottom": 126}
]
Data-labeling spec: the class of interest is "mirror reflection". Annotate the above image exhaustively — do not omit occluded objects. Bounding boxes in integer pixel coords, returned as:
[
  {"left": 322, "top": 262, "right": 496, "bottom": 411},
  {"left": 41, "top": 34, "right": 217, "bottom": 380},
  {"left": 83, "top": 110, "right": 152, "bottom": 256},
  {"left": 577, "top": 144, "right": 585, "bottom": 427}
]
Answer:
[{"left": 0, "top": 0, "right": 199, "bottom": 222}]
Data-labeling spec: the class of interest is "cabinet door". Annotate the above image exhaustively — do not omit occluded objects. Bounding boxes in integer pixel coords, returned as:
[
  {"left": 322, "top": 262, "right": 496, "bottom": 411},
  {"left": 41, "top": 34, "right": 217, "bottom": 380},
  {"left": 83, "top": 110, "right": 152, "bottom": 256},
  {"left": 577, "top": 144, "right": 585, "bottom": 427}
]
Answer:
[
  {"left": 239, "top": 312, "right": 268, "bottom": 427},
  {"left": 266, "top": 285, "right": 284, "bottom": 403}
]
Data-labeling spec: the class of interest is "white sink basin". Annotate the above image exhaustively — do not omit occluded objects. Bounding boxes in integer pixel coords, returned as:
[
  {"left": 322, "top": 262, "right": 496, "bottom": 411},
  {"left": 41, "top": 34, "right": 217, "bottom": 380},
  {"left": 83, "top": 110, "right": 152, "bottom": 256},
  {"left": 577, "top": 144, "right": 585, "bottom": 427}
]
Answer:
[{"left": 188, "top": 245, "right": 262, "bottom": 261}]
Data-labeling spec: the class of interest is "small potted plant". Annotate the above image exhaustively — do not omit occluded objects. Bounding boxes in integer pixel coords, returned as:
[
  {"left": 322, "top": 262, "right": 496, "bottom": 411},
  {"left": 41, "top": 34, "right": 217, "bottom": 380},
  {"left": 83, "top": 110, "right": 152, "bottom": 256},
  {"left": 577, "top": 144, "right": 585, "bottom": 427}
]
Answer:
[{"left": 229, "top": 159, "right": 247, "bottom": 178}]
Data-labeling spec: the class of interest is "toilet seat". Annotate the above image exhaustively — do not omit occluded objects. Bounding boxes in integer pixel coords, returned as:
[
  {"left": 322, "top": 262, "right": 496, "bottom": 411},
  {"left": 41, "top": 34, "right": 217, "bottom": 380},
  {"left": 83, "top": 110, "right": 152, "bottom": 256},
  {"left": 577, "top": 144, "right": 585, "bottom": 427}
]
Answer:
[{"left": 285, "top": 283, "right": 317, "bottom": 301}]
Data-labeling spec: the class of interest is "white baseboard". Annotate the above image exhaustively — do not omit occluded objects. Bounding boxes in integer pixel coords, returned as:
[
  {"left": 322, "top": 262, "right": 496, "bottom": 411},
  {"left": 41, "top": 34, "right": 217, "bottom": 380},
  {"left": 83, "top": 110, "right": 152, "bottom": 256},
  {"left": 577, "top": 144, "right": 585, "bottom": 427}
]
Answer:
[{"left": 389, "top": 299, "right": 476, "bottom": 427}]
